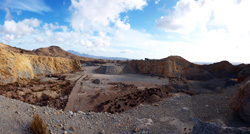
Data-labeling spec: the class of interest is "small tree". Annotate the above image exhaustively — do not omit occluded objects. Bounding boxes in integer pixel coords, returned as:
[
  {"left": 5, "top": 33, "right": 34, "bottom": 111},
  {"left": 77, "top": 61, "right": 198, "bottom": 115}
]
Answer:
[{"left": 30, "top": 114, "right": 47, "bottom": 134}]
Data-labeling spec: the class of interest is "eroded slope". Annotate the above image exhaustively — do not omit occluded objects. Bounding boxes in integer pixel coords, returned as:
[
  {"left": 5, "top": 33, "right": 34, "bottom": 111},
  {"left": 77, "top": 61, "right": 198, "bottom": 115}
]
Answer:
[{"left": 0, "top": 46, "right": 81, "bottom": 84}]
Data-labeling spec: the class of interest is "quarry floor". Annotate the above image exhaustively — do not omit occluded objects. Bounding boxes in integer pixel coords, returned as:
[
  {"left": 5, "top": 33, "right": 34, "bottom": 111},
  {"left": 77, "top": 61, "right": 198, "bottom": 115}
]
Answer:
[{"left": 65, "top": 64, "right": 168, "bottom": 113}]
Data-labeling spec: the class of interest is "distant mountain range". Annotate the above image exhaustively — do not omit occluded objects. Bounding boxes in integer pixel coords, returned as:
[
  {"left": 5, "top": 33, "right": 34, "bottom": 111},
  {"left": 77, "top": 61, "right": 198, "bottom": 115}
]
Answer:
[{"left": 67, "top": 50, "right": 130, "bottom": 60}]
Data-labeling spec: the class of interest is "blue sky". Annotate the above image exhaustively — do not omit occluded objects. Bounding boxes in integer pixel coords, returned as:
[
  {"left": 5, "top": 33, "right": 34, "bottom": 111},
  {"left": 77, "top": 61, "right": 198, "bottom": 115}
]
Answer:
[{"left": 0, "top": 0, "right": 250, "bottom": 63}]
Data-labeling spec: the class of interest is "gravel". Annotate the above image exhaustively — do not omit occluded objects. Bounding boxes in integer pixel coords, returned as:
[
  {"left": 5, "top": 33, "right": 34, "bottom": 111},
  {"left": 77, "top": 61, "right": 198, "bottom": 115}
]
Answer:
[
  {"left": 0, "top": 94, "right": 194, "bottom": 134},
  {"left": 0, "top": 83, "right": 249, "bottom": 134}
]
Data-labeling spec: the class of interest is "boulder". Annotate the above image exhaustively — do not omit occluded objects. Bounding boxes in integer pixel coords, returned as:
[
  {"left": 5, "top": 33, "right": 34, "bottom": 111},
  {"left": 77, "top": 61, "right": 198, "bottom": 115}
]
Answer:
[
  {"left": 147, "top": 94, "right": 161, "bottom": 103},
  {"left": 229, "top": 81, "right": 250, "bottom": 123},
  {"left": 92, "top": 79, "right": 100, "bottom": 84}
]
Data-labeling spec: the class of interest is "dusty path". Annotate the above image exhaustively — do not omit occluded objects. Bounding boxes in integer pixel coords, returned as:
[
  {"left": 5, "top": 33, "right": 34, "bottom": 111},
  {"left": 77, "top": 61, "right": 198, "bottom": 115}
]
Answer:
[{"left": 64, "top": 72, "right": 86, "bottom": 111}]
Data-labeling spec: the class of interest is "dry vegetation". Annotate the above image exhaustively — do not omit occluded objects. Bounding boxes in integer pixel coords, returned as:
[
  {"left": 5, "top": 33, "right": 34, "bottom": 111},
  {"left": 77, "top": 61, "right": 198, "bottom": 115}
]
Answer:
[{"left": 30, "top": 114, "right": 47, "bottom": 134}]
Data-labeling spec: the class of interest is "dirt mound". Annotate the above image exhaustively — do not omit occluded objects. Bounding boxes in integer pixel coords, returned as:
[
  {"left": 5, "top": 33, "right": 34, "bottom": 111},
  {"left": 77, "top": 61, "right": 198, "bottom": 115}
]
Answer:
[
  {"left": 95, "top": 63, "right": 138, "bottom": 75},
  {"left": 0, "top": 46, "right": 82, "bottom": 84},
  {"left": 95, "top": 65, "right": 123, "bottom": 75}
]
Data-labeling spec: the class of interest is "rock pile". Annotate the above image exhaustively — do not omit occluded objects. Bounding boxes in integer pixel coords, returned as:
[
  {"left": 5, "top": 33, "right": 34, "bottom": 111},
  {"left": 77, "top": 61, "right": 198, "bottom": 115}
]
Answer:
[
  {"left": 94, "top": 88, "right": 165, "bottom": 113},
  {"left": 95, "top": 63, "right": 138, "bottom": 75}
]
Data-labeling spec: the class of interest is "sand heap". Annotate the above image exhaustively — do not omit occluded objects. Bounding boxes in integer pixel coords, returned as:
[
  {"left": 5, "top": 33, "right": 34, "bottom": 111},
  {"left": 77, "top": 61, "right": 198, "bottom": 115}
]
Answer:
[{"left": 0, "top": 46, "right": 82, "bottom": 84}]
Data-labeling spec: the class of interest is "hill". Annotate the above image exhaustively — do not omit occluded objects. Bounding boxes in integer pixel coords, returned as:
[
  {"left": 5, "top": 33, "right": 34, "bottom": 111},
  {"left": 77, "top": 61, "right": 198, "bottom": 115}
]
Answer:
[
  {"left": 0, "top": 43, "right": 93, "bottom": 62},
  {"left": 0, "top": 43, "right": 82, "bottom": 84},
  {"left": 68, "top": 50, "right": 130, "bottom": 60}
]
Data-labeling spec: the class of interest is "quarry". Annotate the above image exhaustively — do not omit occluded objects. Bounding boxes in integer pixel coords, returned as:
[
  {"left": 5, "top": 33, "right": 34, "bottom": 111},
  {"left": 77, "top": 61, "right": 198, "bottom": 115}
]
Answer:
[{"left": 0, "top": 43, "right": 249, "bottom": 134}]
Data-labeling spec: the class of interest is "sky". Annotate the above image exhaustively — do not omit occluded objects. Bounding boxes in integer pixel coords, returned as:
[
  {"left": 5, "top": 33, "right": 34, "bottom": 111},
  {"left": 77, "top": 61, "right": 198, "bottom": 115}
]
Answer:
[{"left": 0, "top": 0, "right": 250, "bottom": 63}]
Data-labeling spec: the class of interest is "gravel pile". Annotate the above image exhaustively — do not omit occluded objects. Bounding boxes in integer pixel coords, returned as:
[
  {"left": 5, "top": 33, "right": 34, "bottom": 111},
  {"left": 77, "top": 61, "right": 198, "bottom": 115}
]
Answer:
[{"left": 95, "top": 63, "right": 138, "bottom": 75}]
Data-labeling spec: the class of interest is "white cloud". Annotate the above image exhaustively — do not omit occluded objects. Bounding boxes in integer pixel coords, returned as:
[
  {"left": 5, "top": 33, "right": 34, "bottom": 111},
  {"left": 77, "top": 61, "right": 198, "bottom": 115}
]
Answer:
[
  {"left": 16, "top": 10, "right": 22, "bottom": 16},
  {"left": 1, "top": 18, "right": 41, "bottom": 38},
  {"left": 43, "top": 23, "right": 69, "bottom": 32},
  {"left": 120, "top": 49, "right": 133, "bottom": 54},
  {"left": 22, "top": 18, "right": 41, "bottom": 27},
  {"left": 2, "top": 34, "right": 15, "bottom": 41},
  {"left": 115, "top": 18, "right": 130, "bottom": 30},
  {"left": 4, "top": 8, "right": 12, "bottom": 20},
  {"left": 79, "top": 32, "right": 111, "bottom": 48},
  {"left": 156, "top": 0, "right": 211, "bottom": 33},
  {"left": 156, "top": 0, "right": 250, "bottom": 34},
  {"left": 45, "top": 30, "right": 53, "bottom": 37},
  {"left": 153, "top": 0, "right": 250, "bottom": 63},
  {"left": 155, "top": 0, "right": 160, "bottom": 4},
  {"left": 69, "top": 0, "right": 147, "bottom": 31},
  {"left": 35, "top": 36, "right": 44, "bottom": 42},
  {"left": 0, "top": 0, "right": 51, "bottom": 14},
  {"left": 56, "top": 37, "right": 64, "bottom": 43}
]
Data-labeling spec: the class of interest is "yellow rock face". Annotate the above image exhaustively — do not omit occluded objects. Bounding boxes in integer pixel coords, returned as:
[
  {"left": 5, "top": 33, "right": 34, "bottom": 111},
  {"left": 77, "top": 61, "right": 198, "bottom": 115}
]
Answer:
[
  {"left": 131, "top": 56, "right": 194, "bottom": 77},
  {"left": 0, "top": 47, "right": 81, "bottom": 84}
]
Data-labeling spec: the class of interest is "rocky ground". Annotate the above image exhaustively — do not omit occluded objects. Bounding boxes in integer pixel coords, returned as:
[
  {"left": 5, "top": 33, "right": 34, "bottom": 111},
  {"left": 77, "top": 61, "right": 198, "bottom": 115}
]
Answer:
[
  {"left": 0, "top": 83, "right": 249, "bottom": 134},
  {"left": 0, "top": 93, "right": 194, "bottom": 134}
]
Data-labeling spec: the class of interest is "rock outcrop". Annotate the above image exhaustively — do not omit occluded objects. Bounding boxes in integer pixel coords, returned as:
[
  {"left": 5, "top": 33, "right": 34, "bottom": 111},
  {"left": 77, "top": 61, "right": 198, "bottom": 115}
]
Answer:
[
  {"left": 199, "top": 61, "right": 235, "bottom": 78},
  {"left": 229, "top": 81, "right": 250, "bottom": 123},
  {"left": 131, "top": 56, "right": 214, "bottom": 80},
  {"left": 0, "top": 46, "right": 82, "bottom": 84},
  {"left": 131, "top": 56, "right": 249, "bottom": 81},
  {"left": 131, "top": 56, "right": 194, "bottom": 77}
]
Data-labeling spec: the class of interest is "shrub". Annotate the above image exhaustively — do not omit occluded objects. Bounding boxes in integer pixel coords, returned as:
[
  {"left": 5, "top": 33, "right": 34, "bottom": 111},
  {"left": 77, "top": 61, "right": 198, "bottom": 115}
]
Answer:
[{"left": 30, "top": 114, "right": 47, "bottom": 134}]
